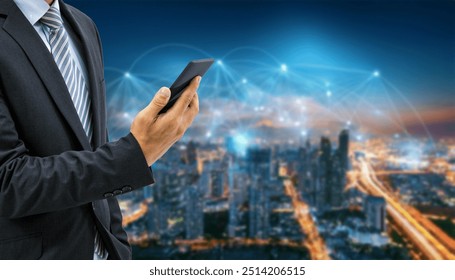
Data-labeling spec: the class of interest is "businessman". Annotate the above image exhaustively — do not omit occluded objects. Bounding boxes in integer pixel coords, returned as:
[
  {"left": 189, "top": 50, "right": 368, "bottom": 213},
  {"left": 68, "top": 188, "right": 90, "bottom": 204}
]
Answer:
[{"left": 0, "top": 0, "right": 200, "bottom": 259}]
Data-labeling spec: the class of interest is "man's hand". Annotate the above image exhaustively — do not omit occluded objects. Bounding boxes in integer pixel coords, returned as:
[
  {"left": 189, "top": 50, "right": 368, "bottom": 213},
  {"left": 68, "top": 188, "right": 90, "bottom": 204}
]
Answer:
[{"left": 130, "top": 76, "right": 200, "bottom": 166}]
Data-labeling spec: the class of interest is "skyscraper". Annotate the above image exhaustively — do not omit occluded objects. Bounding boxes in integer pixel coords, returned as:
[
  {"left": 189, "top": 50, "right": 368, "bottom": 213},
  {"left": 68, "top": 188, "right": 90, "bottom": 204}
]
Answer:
[
  {"left": 309, "top": 150, "right": 321, "bottom": 207},
  {"left": 184, "top": 141, "right": 198, "bottom": 166},
  {"left": 185, "top": 184, "right": 204, "bottom": 239},
  {"left": 320, "top": 137, "right": 332, "bottom": 160},
  {"left": 318, "top": 137, "right": 333, "bottom": 210},
  {"left": 334, "top": 129, "right": 350, "bottom": 208},
  {"left": 297, "top": 146, "right": 313, "bottom": 203},
  {"left": 151, "top": 162, "right": 191, "bottom": 239},
  {"left": 246, "top": 148, "right": 272, "bottom": 238},
  {"left": 364, "top": 195, "right": 387, "bottom": 232},
  {"left": 146, "top": 194, "right": 158, "bottom": 239},
  {"left": 247, "top": 148, "right": 272, "bottom": 181},
  {"left": 199, "top": 159, "right": 222, "bottom": 197},
  {"left": 228, "top": 157, "right": 249, "bottom": 238},
  {"left": 338, "top": 129, "right": 350, "bottom": 172},
  {"left": 330, "top": 153, "right": 345, "bottom": 208},
  {"left": 270, "top": 145, "right": 279, "bottom": 180},
  {"left": 248, "top": 176, "right": 270, "bottom": 239},
  {"left": 209, "top": 169, "right": 225, "bottom": 197}
]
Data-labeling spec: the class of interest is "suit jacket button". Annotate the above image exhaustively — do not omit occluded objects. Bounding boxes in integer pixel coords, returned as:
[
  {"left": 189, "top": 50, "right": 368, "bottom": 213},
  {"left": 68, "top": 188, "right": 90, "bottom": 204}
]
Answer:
[
  {"left": 103, "top": 192, "right": 114, "bottom": 198},
  {"left": 113, "top": 190, "right": 123, "bottom": 195},
  {"left": 121, "top": 186, "right": 132, "bottom": 192}
]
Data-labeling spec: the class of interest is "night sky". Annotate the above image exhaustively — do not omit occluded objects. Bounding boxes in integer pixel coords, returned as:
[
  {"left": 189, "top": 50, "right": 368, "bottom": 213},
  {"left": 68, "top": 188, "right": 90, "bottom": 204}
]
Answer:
[{"left": 66, "top": 0, "right": 454, "bottom": 110}]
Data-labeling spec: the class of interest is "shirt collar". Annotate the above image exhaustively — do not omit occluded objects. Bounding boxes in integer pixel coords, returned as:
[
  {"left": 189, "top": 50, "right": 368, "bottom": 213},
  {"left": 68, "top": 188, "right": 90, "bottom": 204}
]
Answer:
[{"left": 13, "top": 0, "right": 61, "bottom": 26}]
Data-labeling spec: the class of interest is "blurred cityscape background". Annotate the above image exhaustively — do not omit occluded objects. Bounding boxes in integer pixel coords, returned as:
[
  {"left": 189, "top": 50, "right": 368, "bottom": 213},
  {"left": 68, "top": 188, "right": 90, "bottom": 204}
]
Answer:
[{"left": 68, "top": 0, "right": 455, "bottom": 259}]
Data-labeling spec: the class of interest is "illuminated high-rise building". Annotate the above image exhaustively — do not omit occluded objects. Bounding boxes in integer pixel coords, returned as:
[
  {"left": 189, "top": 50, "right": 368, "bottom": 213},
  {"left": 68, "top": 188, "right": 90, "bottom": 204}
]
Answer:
[
  {"left": 246, "top": 148, "right": 272, "bottom": 181},
  {"left": 297, "top": 146, "right": 312, "bottom": 202},
  {"left": 184, "top": 141, "right": 198, "bottom": 166},
  {"left": 313, "top": 134, "right": 348, "bottom": 210},
  {"left": 198, "top": 166, "right": 210, "bottom": 198},
  {"left": 364, "top": 195, "right": 386, "bottom": 232},
  {"left": 338, "top": 129, "right": 350, "bottom": 171},
  {"left": 320, "top": 137, "right": 332, "bottom": 160},
  {"left": 149, "top": 161, "right": 192, "bottom": 239},
  {"left": 318, "top": 137, "right": 333, "bottom": 210},
  {"left": 185, "top": 184, "right": 204, "bottom": 239},
  {"left": 248, "top": 176, "right": 270, "bottom": 239},
  {"left": 199, "top": 159, "right": 222, "bottom": 198},
  {"left": 209, "top": 169, "right": 225, "bottom": 198},
  {"left": 309, "top": 150, "right": 321, "bottom": 207},
  {"left": 270, "top": 145, "right": 279, "bottom": 180},
  {"left": 228, "top": 157, "right": 249, "bottom": 238},
  {"left": 246, "top": 148, "right": 271, "bottom": 238},
  {"left": 330, "top": 153, "right": 344, "bottom": 208}
]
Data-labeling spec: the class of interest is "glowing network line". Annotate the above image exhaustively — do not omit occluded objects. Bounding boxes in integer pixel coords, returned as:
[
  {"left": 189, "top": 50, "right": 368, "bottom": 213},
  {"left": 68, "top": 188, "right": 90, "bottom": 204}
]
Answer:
[
  {"left": 104, "top": 44, "right": 435, "bottom": 147},
  {"left": 128, "top": 43, "right": 214, "bottom": 72}
]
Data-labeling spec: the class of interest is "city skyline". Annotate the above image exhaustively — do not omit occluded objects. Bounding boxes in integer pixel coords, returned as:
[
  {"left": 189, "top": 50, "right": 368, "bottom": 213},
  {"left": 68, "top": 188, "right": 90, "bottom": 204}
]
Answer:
[
  {"left": 121, "top": 130, "right": 455, "bottom": 260},
  {"left": 65, "top": 0, "right": 455, "bottom": 260}
]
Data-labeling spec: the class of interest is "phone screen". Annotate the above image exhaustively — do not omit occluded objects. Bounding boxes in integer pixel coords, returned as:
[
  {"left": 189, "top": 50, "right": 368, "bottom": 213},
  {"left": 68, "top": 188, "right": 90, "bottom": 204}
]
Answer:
[{"left": 159, "top": 58, "right": 214, "bottom": 114}]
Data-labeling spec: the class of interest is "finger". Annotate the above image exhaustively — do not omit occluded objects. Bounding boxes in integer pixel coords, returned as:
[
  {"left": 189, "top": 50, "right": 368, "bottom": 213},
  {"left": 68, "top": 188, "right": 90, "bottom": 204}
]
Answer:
[
  {"left": 190, "top": 91, "right": 199, "bottom": 114},
  {"left": 182, "top": 92, "right": 199, "bottom": 128},
  {"left": 186, "top": 91, "right": 199, "bottom": 116},
  {"left": 170, "top": 76, "right": 201, "bottom": 114},
  {"left": 144, "top": 87, "right": 171, "bottom": 117}
]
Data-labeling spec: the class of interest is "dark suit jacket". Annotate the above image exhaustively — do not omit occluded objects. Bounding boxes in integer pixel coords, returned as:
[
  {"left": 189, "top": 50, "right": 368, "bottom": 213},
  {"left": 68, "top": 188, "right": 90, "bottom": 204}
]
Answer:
[{"left": 0, "top": 0, "right": 154, "bottom": 259}]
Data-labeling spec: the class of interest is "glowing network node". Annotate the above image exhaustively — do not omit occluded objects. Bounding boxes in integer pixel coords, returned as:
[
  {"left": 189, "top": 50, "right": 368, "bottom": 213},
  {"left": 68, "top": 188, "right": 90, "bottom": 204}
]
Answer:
[
  {"left": 233, "top": 133, "right": 249, "bottom": 156},
  {"left": 107, "top": 45, "right": 426, "bottom": 146}
]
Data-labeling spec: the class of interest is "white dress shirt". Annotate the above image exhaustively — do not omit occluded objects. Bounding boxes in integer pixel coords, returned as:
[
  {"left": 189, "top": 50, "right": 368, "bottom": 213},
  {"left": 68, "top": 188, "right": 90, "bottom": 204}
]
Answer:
[{"left": 13, "top": 0, "right": 89, "bottom": 84}]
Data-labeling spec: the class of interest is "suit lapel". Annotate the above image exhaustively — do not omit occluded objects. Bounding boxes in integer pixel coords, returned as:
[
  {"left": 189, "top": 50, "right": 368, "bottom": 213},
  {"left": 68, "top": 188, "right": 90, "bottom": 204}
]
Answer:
[
  {"left": 60, "top": 1, "right": 105, "bottom": 149},
  {"left": 1, "top": 0, "right": 92, "bottom": 150}
]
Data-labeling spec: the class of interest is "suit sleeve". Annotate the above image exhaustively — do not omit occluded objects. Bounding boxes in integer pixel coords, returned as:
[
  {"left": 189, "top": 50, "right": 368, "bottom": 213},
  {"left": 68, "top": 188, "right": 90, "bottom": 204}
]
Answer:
[
  {"left": 105, "top": 128, "right": 133, "bottom": 258},
  {"left": 0, "top": 88, "right": 155, "bottom": 218},
  {"left": 107, "top": 197, "right": 132, "bottom": 259},
  {"left": 94, "top": 21, "right": 134, "bottom": 254}
]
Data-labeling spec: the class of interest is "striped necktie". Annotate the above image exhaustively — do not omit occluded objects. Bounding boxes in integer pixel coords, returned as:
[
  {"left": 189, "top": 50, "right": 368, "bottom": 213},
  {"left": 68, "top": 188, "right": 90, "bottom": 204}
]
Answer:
[
  {"left": 41, "top": 7, "right": 106, "bottom": 259},
  {"left": 40, "top": 6, "right": 93, "bottom": 142}
]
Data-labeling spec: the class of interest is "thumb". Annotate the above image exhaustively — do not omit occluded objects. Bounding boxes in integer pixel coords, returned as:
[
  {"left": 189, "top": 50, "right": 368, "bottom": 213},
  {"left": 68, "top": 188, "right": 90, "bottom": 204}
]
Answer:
[{"left": 145, "top": 87, "right": 171, "bottom": 116}]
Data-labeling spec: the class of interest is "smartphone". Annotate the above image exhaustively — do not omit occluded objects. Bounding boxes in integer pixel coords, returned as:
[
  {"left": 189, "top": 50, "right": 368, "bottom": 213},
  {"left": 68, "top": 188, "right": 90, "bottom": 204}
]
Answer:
[{"left": 159, "top": 58, "right": 214, "bottom": 114}]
